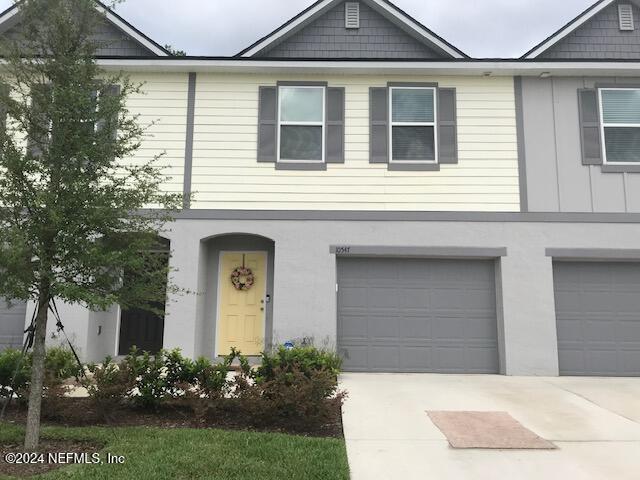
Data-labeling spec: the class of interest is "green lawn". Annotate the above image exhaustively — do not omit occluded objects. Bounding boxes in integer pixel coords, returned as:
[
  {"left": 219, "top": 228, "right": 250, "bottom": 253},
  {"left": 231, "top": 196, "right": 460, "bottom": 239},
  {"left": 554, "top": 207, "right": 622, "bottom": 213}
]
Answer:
[{"left": 0, "top": 424, "right": 350, "bottom": 480}]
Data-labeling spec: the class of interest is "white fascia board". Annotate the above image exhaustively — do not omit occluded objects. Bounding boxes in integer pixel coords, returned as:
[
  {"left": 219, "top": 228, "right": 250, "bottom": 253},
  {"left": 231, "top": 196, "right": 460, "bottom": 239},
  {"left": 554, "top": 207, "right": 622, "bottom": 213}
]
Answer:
[
  {"left": 0, "top": 5, "right": 19, "bottom": 27},
  {"left": 92, "top": 58, "right": 640, "bottom": 76},
  {"left": 524, "top": 0, "right": 615, "bottom": 59},
  {"left": 95, "top": 4, "right": 169, "bottom": 57}
]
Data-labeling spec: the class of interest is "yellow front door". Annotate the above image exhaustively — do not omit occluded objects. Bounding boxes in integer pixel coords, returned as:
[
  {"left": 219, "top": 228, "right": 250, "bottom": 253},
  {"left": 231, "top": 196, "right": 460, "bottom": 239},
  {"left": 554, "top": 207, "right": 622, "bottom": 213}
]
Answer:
[{"left": 217, "top": 251, "right": 267, "bottom": 356}]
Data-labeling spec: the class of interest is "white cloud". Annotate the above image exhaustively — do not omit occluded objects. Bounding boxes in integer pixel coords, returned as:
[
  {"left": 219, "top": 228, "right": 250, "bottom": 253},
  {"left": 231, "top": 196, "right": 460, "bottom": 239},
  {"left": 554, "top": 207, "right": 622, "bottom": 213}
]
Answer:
[{"left": 0, "top": 0, "right": 597, "bottom": 57}]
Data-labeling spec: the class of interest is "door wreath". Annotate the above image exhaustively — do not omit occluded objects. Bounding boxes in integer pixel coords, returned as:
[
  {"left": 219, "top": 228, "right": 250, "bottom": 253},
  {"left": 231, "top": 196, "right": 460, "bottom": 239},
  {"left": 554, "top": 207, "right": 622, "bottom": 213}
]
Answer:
[{"left": 231, "top": 266, "right": 255, "bottom": 291}]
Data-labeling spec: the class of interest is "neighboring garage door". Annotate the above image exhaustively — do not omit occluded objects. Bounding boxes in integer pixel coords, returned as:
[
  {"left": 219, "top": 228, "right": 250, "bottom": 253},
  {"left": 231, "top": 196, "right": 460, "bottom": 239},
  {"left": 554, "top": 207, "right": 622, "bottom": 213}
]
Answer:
[
  {"left": 554, "top": 262, "right": 640, "bottom": 377},
  {"left": 0, "top": 299, "right": 26, "bottom": 351},
  {"left": 337, "top": 257, "right": 499, "bottom": 373}
]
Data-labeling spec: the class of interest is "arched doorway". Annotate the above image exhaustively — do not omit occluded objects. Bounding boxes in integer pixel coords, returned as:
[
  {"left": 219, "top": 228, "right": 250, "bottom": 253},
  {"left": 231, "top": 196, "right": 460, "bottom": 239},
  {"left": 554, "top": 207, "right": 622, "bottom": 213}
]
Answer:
[{"left": 200, "top": 233, "right": 275, "bottom": 359}]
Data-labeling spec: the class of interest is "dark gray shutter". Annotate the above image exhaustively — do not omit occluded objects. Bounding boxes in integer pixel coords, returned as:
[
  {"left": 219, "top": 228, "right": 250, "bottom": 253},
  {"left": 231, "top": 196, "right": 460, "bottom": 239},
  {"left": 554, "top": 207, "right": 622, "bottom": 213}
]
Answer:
[
  {"left": 257, "top": 86, "right": 277, "bottom": 163},
  {"left": 28, "top": 83, "right": 52, "bottom": 157},
  {"left": 370, "top": 87, "right": 388, "bottom": 163},
  {"left": 0, "top": 84, "right": 8, "bottom": 137},
  {"left": 326, "top": 87, "right": 345, "bottom": 163},
  {"left": 578, "top": 89, "right": 603, "bottom": 165},
  {"left": 97, "top": 84, "right": 120, "bottom": 138},
  {"left": 438, "top": 88, "right": 458, "bottom": 164}
]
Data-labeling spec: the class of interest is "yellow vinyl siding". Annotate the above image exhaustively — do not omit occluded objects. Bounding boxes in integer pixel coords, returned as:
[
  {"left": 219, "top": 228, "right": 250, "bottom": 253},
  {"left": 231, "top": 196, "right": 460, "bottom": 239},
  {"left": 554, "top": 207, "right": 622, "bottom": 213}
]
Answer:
[
  {"left": 190, "top": 74, "right": 519, "bottom": 212},
  {"left": 123, "top": 73, "right": 188, "bottom": 196}
]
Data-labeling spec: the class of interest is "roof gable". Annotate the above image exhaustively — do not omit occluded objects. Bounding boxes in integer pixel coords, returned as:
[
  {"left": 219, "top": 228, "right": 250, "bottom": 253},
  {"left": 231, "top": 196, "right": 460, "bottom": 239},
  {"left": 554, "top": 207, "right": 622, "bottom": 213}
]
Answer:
[
  {"left": 523, "top": 0, "right": 640, "bottom": 59},
  {"left": 0, "top": 0, "right": 170, "bottom": 57},
  {"left": 239, "top": 0, "right": 467, "bottom": 59}
]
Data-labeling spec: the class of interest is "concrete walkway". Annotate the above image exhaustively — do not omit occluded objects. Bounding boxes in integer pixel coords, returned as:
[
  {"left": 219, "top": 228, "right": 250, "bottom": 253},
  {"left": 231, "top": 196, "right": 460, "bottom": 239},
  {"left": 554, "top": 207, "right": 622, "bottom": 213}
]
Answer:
[{"left": 340, "top": 374, "right": 640, "bottom": 480}]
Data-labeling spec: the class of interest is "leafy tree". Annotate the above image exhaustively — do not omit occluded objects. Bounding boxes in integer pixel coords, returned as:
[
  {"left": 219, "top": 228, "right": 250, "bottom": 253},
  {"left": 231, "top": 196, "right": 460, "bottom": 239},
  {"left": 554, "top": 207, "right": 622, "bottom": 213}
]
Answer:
[
  {"left": 0, "top": 0, "right": 182, "bottom": 450},
  {"left": 164, "top": 44, "right": 187, "bottom": 56}
]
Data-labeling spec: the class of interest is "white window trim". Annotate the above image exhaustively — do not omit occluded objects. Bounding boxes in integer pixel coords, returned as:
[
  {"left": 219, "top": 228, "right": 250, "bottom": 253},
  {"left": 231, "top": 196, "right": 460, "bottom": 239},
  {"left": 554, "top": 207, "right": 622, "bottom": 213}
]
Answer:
[
  {"left": 277, "top": 85, "right": 326, "bottom": 164},
  {"left": 388, "top": 86, "right": 438, "bottom": 164},
  {"left": 598, "top": 87, "right": 640, "bottom": 165}
]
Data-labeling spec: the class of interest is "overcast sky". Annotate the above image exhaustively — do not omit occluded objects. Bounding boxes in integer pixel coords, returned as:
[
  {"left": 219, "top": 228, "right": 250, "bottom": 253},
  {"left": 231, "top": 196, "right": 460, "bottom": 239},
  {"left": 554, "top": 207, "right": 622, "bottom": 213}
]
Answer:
[{"left": 0, "top": 0, "right": 597, "bottom": 57}]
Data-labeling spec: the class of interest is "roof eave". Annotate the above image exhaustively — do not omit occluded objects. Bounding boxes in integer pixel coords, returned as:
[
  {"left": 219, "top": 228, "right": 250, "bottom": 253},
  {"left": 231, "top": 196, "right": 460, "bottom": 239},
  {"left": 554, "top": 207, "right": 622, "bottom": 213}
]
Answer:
[
  {"left": 85, "top": 57, "right": 640, "bottom": 77},
  {"left": 521, "top": 0, "right": 615, "bottom": 59},
  {"left": 237, "top": 0, "right": 467, "bottom": 59}
]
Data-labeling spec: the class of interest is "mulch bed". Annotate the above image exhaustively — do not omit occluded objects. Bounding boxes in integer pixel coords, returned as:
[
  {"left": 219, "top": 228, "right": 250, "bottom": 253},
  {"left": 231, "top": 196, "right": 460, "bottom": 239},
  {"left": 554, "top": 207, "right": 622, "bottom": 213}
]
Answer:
[
  {"left": 1, "top": 398, "right": 344, "bottom": 438},
  {"left": 0, "top": 439, "right": 103, "bottom": 478}
]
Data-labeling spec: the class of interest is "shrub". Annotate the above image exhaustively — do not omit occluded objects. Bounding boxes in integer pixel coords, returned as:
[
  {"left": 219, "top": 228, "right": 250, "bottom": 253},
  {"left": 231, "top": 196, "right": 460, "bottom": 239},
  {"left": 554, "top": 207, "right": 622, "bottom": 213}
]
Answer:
[
  {"left": 200, "top": 347, "right": 344, "bottom": 432},
  {"left": 190, "top": 349, "right": 249, "bottom": 399},
  {"left": 44, "top": 346, "right": 83, "bottom": 381},
  {"left": 0, "top": 349, "right": 30, "bottom": 399},
  {"left": 254, "top": 346, "right": 342, "bottom": 385},
  {"left": 84, "top": 356, "right": 136, "bottom": 411},
  {"left": 122, "top": 348, "right": 170, "bottom": 410},
  {"left": 162, "top": 348, "right": 198, "bottom": 397},
  {"left": 234, "top": 365, "right": 346, "bottom": 432}
]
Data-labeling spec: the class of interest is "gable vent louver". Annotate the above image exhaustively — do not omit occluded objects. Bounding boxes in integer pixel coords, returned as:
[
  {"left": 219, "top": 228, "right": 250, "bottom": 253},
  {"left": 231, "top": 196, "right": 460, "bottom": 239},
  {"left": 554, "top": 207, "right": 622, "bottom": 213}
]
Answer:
[
  {"left": 619, "top": 4, "right": 635, "bottom": 31},
  {"left": 345, "top": 2, "right": 360, "bottom": 29}
]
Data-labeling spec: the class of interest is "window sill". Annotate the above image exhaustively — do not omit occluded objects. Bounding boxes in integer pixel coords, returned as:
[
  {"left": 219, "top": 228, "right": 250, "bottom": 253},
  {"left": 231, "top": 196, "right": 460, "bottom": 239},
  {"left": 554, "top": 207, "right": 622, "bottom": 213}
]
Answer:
[
  {"left": 275, "top": 162, "right": 327, "bottom": 171},
  {"left": 601, "top": 164, "right": 640, "bottom": 173},
  {"left": 387, "top": 163, "right": 440, "bottom": 172}
]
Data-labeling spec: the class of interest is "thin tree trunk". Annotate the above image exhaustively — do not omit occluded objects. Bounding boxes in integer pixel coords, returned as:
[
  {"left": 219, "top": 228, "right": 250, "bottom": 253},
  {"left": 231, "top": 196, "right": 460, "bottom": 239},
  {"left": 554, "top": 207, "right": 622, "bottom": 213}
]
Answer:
[{"left": 24, "top": 291, "right": 50, "bottom": 451}]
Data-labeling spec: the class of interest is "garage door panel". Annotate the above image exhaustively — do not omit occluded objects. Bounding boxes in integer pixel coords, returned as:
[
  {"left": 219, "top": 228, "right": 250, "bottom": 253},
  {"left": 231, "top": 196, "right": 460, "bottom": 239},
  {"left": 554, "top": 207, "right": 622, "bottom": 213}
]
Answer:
[
  {"left": 616, "top": 293, "right": 640, "bottom": 311},
  {"left": 338, "top": 258, "right": 499, "bottom": 374},
  {"left": 431, "top": 289, "right": 495, "bottom": 310},
  {"left": 622, "top": 350, "right": 640, "bottom": 374},
  {"left": 339, "top": 314, "right": 370, "bottom": 339},
  {"left": 400, "top": 347, "right": 432, "bottom": 371},
  {"left": 400, "top": 289, "right": 432, "bottom": 309},
  {"left": 339, "top": 286, "right": 369, "bottom": 308},
  {"left": 367, "top": 315, "right": 401, "bottom": 340},
  {"left": 620, "top": 317, "right": 640, "bottom": 338},
  {"left": 369, "top": 346, "right": 401, "bottom": 370},
  {"left": 554, "top": 262, "right": 640, "bottom": 377},
  {"left": 341, "top": 345, "right": 369, "bottom": 371},
  {"left": 401, "top": 315, "right": 433, "bottom": 339}
]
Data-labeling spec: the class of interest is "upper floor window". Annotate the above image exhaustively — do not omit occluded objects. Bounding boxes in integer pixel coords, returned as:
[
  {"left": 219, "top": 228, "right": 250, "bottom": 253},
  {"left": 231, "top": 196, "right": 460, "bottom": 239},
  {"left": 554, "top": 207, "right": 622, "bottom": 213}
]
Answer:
[
  {"left": 389, "top": 86, "right": 437, "bottom": 164},
  {"left": 278, "top": 85, "right": 325, "bottom": 163},
  {"left": 599, "top": 88, "right": 640, "bottom": 164}
]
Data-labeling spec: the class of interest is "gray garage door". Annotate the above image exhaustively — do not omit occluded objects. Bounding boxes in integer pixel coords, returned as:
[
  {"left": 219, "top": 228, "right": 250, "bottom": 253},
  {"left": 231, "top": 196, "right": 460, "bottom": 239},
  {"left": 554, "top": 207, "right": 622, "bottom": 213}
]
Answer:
[
  {"left": 554, "top": 262, "right": 640, "bottom": 377},
  {"left": 337, "top": 257, "right": 499, "bottom": 373},
  {"left": 0, "top": 299, "right": 26, "bottom": 352}
]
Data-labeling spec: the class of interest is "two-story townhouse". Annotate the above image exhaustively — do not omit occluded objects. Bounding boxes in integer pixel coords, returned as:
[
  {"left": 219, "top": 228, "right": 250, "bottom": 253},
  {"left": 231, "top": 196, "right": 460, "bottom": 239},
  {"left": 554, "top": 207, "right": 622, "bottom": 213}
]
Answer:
[{"left": 2, "top": 0, "right": 640, "bottom": 377}]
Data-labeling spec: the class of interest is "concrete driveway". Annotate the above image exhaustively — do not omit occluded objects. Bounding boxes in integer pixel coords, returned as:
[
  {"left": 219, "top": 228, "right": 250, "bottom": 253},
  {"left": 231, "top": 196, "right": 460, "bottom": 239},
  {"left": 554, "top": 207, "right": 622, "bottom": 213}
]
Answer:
[{"left": 340, "top": 374, "right": 640, "bottom": 480}]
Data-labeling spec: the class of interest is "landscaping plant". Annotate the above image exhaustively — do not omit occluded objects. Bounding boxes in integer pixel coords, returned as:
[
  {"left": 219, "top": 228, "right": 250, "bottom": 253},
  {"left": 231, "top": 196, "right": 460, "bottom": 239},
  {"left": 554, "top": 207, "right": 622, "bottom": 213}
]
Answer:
[{"left": 0, "top": 0, "right": 181, "bottom": 450}]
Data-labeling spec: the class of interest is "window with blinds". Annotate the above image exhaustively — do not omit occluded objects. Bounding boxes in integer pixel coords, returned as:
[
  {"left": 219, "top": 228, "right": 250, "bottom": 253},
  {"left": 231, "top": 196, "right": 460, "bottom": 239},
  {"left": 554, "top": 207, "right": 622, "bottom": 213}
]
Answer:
[
  {"left": 389, "top": 87, "right": 437, "bottom": 163},
  {"left": 278, "top": 85, "right": 325, "bottom": 163},
  {"left": 599, "top": 88, "right": 640, "bottom": 164}
]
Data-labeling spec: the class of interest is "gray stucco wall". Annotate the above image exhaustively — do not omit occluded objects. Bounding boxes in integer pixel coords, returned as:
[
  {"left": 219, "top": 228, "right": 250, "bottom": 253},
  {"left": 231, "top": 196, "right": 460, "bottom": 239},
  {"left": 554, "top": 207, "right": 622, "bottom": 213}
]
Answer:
[
  {"left": 35, "top": 215, "right": 640, "bottom": 375},
  {"left": 258, "top": 0, "right": 443, "bottom": 59},
  {"left": 159, "top": 216, "right": 640, "bottom": 376},
  {"left": 0, "top": 299, "right": 26, "bottom": 351},
  {"left": 540, "top": 1, "right": 640, "bottom": 59},
  {"left": 520, "top": 76, "right": 640, "bottom": 213}
]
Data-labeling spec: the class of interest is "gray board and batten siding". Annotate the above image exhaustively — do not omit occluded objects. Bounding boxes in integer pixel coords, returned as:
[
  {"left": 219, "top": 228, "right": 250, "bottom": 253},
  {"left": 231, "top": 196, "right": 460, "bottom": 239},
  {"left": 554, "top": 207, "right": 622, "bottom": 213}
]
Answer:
[{"left": 520, "top": 76, "right": 640, "bottom": 213}]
